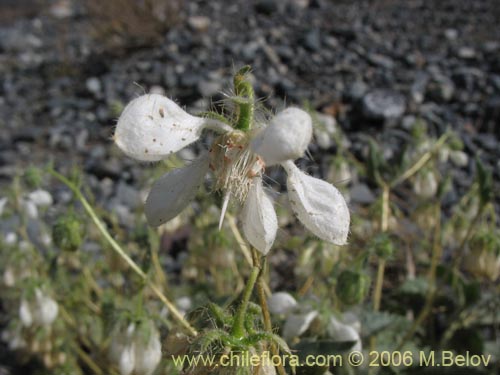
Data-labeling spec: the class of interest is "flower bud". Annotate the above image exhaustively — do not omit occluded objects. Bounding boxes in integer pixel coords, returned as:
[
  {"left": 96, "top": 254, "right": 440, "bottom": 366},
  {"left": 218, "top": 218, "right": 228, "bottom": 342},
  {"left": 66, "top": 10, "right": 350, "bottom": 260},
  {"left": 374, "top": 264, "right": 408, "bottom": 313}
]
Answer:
[
  {"left": 52, "top": 214, "right": 84, "bottom": 252},
  {"left": 414, "top": 170, "right": 438, "bottom": 198},
  {"left": 336, "top": 270, "right": 370, "bottom": 305}
]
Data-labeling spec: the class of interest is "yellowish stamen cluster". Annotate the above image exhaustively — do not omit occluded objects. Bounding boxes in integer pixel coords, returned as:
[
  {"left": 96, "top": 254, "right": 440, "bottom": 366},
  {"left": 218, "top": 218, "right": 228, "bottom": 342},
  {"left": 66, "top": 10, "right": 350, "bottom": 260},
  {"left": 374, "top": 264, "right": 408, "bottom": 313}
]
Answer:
[{"left": 209, "top": 131, "right": 265, "bottom": 202}]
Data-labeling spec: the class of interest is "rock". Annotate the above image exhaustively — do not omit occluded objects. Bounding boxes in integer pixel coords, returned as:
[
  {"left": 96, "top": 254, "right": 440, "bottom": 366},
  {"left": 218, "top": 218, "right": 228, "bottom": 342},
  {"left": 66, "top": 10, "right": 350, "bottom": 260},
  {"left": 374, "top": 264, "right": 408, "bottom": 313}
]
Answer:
[
  {"left": 187, "top": 16, "right": 211, "bottom": 32},
  {"left": 302, "top": 29, "right": 321, "bottom": 52},
  {"left": 345, "top": 80, "right": 368, "bottom": 102},
  {"left": 116, "top": 182, "right": 142, "bottom": 210},
  {"left": 362, "top": 89, "right": 406, "bottom": 123},
  {"left": 255, "top": 0, "right": 279, "bottom": 14},
  {"left": 367, "top": 53, "right": 395, "bottom": 70},
  {"left": 457, "top": 47, "right": 476, "bottom": 59},
  {"left": 197, "top": 79, "right": 222, "bottom": 97},
  {"left": 444, "top": 28, "right": 458, "bottom": 41},
  {"left": 427, "top": 75, "right": 455, "bottom": 102}
]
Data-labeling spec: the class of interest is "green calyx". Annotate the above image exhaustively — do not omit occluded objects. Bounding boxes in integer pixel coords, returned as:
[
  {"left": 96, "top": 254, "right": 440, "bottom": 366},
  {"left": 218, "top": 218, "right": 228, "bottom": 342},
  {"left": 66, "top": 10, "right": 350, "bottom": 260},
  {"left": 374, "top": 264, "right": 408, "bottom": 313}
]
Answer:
[{"left": 232, "top": 66, "right": 255, "bottom": 132}]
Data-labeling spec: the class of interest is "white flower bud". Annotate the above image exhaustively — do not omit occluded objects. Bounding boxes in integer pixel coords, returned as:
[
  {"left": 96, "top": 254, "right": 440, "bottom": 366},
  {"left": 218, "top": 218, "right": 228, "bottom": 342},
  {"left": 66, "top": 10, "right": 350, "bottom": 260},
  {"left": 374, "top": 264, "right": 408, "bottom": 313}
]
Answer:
[
  {"left": 327, "top": 315, "right": 362, "bottom": 352},
  {"left": 241, "top": 178, "right": 278, "bottom": 255},
  {"left": 145, "top": 154, "right": 209, "bottom": 226},
  {"left": 449, "top": 150, "right": 468, "bottom": 167},
  {"left": 251, "top": 107, "right": 312, "bottom": 166},
  {"left": 114, "top": 94, "right": 207, "bottom": 162},
  {"left": 134, "top": 328, "right": 162, "bottom": 375},
  {"left": 284, "top": 161, "right": 350, "bottom": 245},
  {"left": 414, "top": 170, "right": 438, "bottom": 198},
  {"left": 19, "top": 299, "right": 33, "bottom": 327},
  {"left": 3, "top": 267, "right": 15, "bottom": 287},
  {"left": 267, "top": 292, "right": 297, "bottom": 315},
  {"left": 119, "top": 344, "right": 136, "bottom": 375},
  {"left": 283, "top": 310, "right": 318, "bottom": 341},
  {"left": 28, "top": 190, "right": 53, "bottom": 207},
  {"left": 33, "top": 289, "right": 58, "bottom": 326},
  {"left": 21, "top": 199, "right": 38, "bottom": 219}
]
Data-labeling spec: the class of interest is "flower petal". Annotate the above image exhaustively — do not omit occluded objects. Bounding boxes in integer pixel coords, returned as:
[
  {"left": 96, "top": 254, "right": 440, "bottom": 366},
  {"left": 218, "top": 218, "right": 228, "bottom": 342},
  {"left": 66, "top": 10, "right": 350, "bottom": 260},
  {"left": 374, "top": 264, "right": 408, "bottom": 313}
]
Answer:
[
  {"left": 268, "top": 292, "right": 298, "bottom": 315},
  {"left": 115, "top": 94, "right": 206, "bottom": 162},
  {"left": 283, "top": 310, "right": 318, "bottom": 341},
  {"left": 145, "top": 154, "right": 208, "bottom": 226},
  {"left": 241, "top": 178, "right": 278, "bottom": 255},
  {"left": 284, "top": 161, "right": 350, "bottom": 245},
  {"left": 251, "top": 107, "right": 312, "bottom": 166},
  {"left": 327, "top": 316, "right": 362, "bottom": 352}
]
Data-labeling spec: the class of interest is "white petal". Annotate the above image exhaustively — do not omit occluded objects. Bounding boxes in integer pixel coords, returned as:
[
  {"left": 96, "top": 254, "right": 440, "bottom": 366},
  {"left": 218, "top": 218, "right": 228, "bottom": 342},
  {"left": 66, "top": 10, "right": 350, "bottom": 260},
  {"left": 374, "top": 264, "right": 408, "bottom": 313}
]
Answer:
[
  {"left": 284, "top": 161, "right": 350, "bottom": 245},
  {"left": 35, "top": 293, "right": 58, "bottom": 326},
  {"left": 115, "top": 94, "right": 207, "bottom": 162},
  {"left": 327, "top": 316, "right": 362, "bottom": 352},
  {"left": 268, "top": 292, "right": 298, "bottom": 315},
  {"left": 0, "top": 197, "right": 7, "bottom": 216},
  {"left": 119, "top": 344, "right": 136, "bottom": 375},
  {"left": 241, "top": 178, "right": 278, "bottom": 255},
  {"left": 134, "top": 330, "right": 162, "bottom": 375},
  {"left": 145, "top": 154, "right": 208, "bottom": 226},
  {"left": 251, "top": 107, "right": 312, "bottom": 166},
  {"left": 19, "top": 300, "right": 33, "bottom": 327},
  {"left": 283, "top": 311, "right": 318, "bottom": 341},
  {"left": 28, "top": 189, "right": 53, "bottom": 207}
]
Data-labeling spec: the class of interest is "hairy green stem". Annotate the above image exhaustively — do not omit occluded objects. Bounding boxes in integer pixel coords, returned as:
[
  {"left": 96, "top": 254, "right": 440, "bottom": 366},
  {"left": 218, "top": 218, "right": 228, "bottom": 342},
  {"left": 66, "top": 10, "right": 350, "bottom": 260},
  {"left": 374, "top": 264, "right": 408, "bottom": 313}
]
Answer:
[
  {"left": 233, "top": 66, "right": 255, "bottom": 131},
  {"left": 48, "top": 168, "right": 198, "bottom": 336},
  {"left": 231, "top": 265, "right": 260, "bottom": 339}
]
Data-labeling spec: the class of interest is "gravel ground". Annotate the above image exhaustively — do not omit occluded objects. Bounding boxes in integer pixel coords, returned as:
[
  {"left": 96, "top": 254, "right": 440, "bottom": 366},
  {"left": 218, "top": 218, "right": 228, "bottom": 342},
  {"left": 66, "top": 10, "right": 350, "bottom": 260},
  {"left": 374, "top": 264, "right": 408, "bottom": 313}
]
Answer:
[{"left": 0, "top": 0, "right": 499, "bottom": 219}]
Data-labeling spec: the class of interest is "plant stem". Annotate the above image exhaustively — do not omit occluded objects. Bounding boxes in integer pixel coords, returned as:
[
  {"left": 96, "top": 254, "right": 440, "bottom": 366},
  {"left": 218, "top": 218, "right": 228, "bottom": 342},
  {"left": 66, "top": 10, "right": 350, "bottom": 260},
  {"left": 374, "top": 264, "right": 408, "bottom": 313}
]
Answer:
[
  {"left": 396, "top": 204, "right": 441, "bottom": 350},
  {"left": 231, "top": 264, "right": 260, "bottom": 339},
  {"left": 251, "top": 249, "right": 288, "bottom": 375},
  {"left": 370, "top": 183, "right": 389, "bottom": 358},
  {"left": 390, "top": 133, "right": 449, "bottom": 188},
  {"left": 233, "top": 66, "right": 254, "bottom": 131},
  {"left": 372, "top": 184, "right": 390, "bottom": 311},
  {"left": 48, "top": 168, "right": 198, "bottom": 337}
]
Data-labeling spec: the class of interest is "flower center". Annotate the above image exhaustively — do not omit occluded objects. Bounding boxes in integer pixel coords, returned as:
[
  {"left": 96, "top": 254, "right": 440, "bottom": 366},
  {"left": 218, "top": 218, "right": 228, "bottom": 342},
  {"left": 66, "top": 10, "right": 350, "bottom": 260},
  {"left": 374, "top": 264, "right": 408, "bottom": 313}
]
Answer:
[{"left": 209, "top": 131, "right": 265, "bottom": 202}]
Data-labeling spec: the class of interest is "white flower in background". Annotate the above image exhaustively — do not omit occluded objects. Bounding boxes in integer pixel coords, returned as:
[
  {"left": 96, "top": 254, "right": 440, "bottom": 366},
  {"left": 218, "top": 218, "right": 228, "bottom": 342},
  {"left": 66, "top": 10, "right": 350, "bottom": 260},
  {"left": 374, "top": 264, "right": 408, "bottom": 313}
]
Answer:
[
  {"left": 109, "top": 321, "right": 162, "bottom": 375},
  {"left": 283, "top": 310, "right": 318, "bottom": 341},
  {"left": 19, "top": 288, "right": 58, "bottom": 327},
  {"left": 114, "top": 94, "right": 350, "bottom": 254},
  {"left": 327, "top": 314, "right": 362, "bottom": 352},
  {"left": 413, "top": 170, "right": 438, "bottom": 198},
  {"left": 268, "top": 292, "right": 298, "bottom": 315}
]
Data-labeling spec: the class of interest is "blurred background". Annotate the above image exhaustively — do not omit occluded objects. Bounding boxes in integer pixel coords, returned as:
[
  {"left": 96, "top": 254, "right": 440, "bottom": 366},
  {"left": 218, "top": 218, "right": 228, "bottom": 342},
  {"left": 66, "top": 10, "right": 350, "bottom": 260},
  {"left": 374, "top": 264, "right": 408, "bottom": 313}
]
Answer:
[
  {"left": 0, "top": 0, "right": 499, "bottom": 374},
  {"left": 1, "top": 0, "right": 499, "bottom": 184}
]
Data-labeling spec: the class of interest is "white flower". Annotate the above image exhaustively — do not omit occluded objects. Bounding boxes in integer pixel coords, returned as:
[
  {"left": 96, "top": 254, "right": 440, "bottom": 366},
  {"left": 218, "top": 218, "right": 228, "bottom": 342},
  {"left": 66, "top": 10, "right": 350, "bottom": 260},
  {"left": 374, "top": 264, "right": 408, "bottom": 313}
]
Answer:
[
  {"left": 115, "top": 93, "right": 350, "bottom": 254},
  {"left": 267, "top": 292, "right": 298, "bottom": 315},
  {"left": 327, "top": 314, "right": 362, "bottom": 352},
  {"left": 110, "top": 321, "right": 162, "bottom": 375},
  {"left": 283, "top": 310, "right": 318, "bottom": 341},
  {"left": 414, "top": 170, "right": 438, "bottom": 198},
  {"left": 19, "top": 288, "right": 58, "bottom": 327}
]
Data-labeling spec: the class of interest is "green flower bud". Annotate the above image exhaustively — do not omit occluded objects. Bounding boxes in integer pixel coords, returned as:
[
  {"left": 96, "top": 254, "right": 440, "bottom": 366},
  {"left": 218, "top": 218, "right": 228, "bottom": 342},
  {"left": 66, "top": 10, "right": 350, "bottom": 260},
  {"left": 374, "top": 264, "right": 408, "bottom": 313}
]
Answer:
[
  {"left": 52, "top": 214, "right": 83, "bottom": 252},
  {"left": 336, "top": 270, "right": 371, "bottom": 305},
  {"left": 23, "top": 166, "right": 43, "bottom": 189}
]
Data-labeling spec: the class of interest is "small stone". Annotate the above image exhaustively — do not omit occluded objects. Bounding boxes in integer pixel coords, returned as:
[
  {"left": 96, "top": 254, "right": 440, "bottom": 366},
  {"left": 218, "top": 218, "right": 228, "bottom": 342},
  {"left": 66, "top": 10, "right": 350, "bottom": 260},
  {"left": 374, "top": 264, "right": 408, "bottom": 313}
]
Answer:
[
  {"left": 187, "top": 16, "right": 211, "bottom": 32},
  {"left": 449, "top": 150, "right": 468, "bottom": 168},
  {"left": 444, "top": 28, "right": 458, "bottom": 41},
  {"left": 302, "top": 29, "right": 321, "bottom": 51},
  {"left": 458, "top": 47, "right": 476, "bottom": 59},
  {"left": 86, "top": 77, "right": 102, "bottom": 96},
  {"left": 362, "top": 89, "right": 406, "bottom": 122},
  {"left": 28, "top": 190, "right": 53, "bottom": 207}
]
